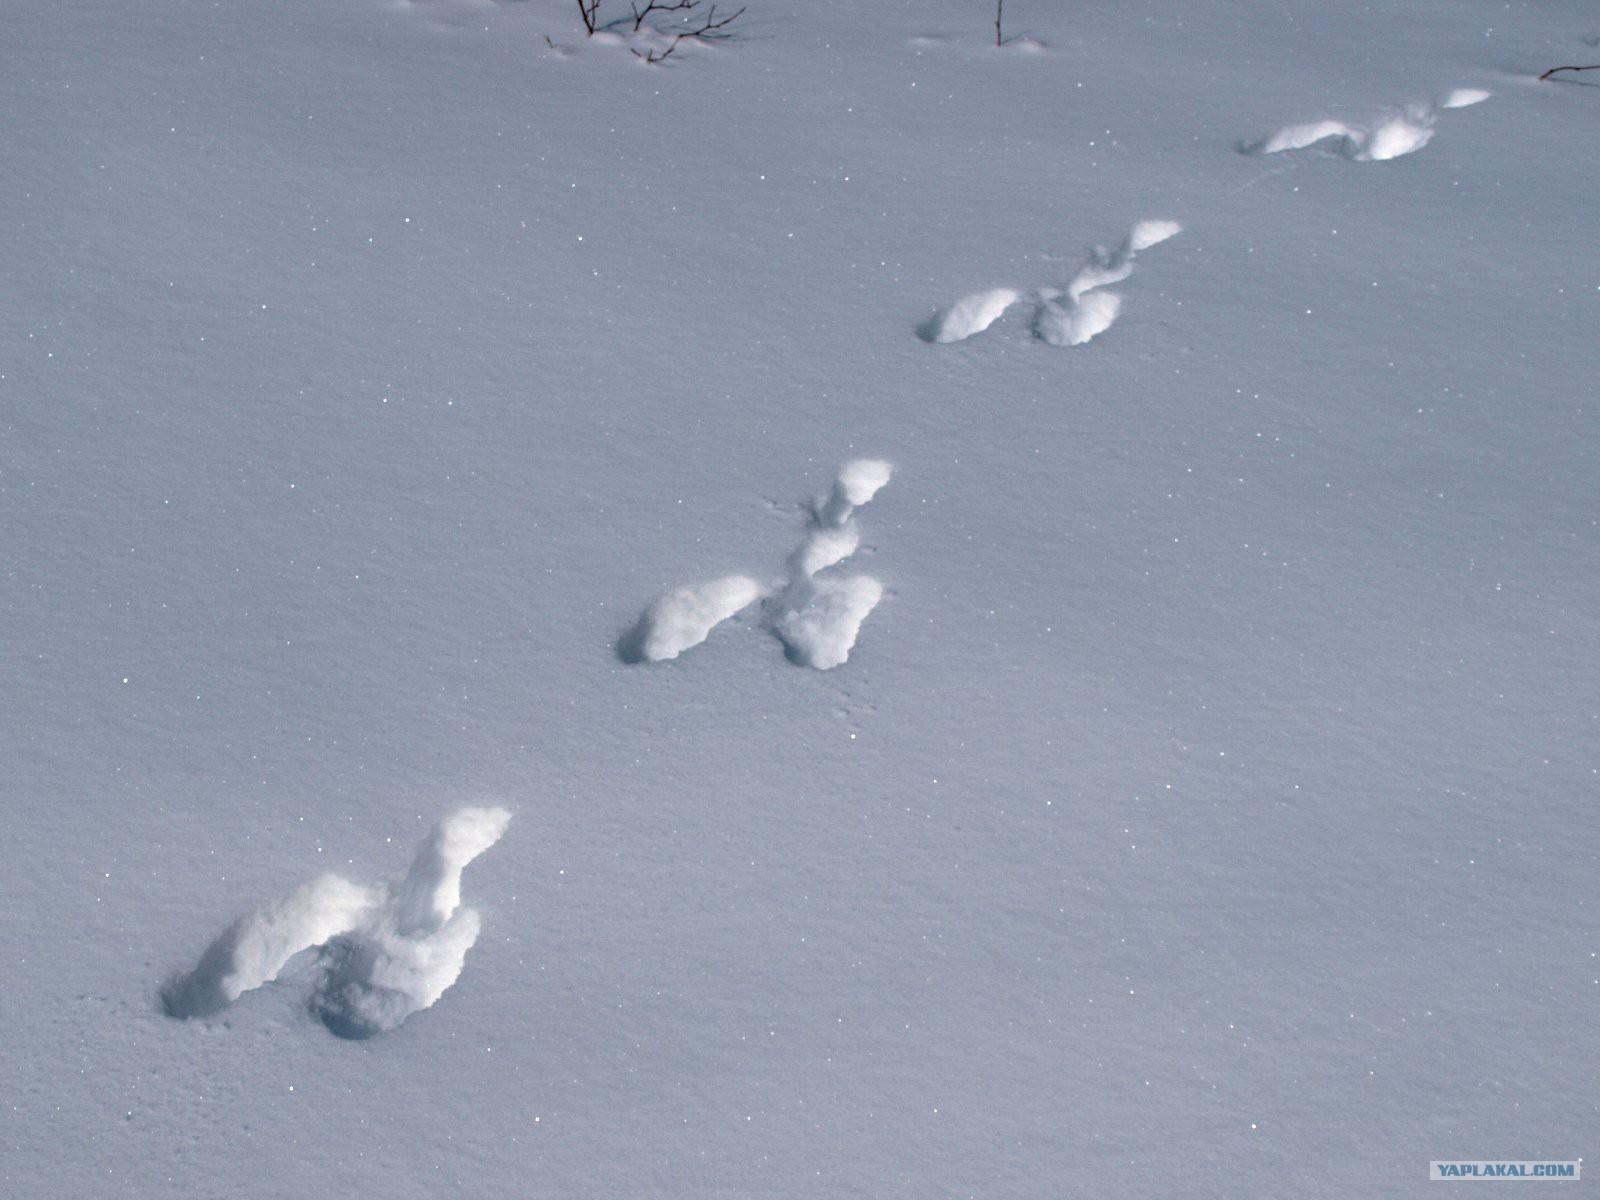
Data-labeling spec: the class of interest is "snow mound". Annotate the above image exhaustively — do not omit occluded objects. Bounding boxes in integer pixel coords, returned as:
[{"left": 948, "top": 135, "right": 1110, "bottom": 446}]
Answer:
[
  {"left": 1126, "top": 218, "right": 1184, "bottom": 252},
  {"left": 620, "top": 575, "right": 764, "bottom": 663},
  {"left": 162, "top": 807, "right": 511, "bottom": 1038},
  {"left": 818, "top": 458, "right": 894, "bottom": 527},
  {"left": 1064, "top": 258, "right": 1134, "bottom": 303},
  {"left": 160, "top": 875, "right": 380, "bottom": 1019},
  {"left": 1249, "top": 120, "right": 1360, "bottom": 155},
  {"left": 772, "top": 574, "right": 885, "bottom": 670},
  {"left": 789, "top": 523, "right": 860, "bottom": 578},
  {"left": 315, "top": 807, "right": 511, "bottom": 1038},
  {"left": 1355, "top": 116, "right": 1434, "bottom": 161},
  {"left": 1001, "top": 36, "right": 1049, "bottom": 55},
  {"left": 1035, "top": 290, "right": 1122, "bottom": 347},
  {"left": 918, "top": 287, "right": 1020, "bottom": 344},
  {"left": 1440, "top": 87, "right": 1490, "bottom": 108}
]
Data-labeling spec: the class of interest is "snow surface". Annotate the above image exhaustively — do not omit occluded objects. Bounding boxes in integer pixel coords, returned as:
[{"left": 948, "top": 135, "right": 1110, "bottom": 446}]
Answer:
[{"left": 3, "top": 0, "right": 1598, "bottom": 1196}]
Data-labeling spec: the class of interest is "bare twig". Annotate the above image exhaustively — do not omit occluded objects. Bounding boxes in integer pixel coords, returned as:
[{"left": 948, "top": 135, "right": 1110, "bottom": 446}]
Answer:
[
  {"left": 1540, "top": 63, "right": 1600, "bottom": 81},
  {"left": 631, "top": 3, "right": 746, "bottom": 63},
  {"left": 995, "top": 0, "right": 1004, "bottom": 47},
  {"left": 576, "top": 0, "right": 600, "bottom": 35},
  {"left": 632, "top": 0, "right": 696, "bottom": 33},
  {"left": 684, "top": 3, "right": 745, "bottom": 40},
  {"left": 632, "top": 43, "right": 678, "bottom": 64}
]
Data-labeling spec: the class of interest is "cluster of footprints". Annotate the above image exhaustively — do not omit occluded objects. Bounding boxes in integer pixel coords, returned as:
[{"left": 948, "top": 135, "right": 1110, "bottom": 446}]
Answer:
[
  {"left": 164, "top": 808, "right": 511, "bottom": 1039},
  {"left": 922, "top": 88, "right": 1491, "bottom": 347},
  {"left": 167, "top": 461, "right": 895, "bottom": 1041},
  {"left": 622, "top": 460, "right": 893, "bottom": 670},
  {"left": 921, "top": 219, "right": 1183, "bottom": 347},
  {"left": 164, "top": 82, "right": 1501, "bottom": 1041},
  {"left": 1245, "top": 87, "right": 1490, "bottom": 161}
]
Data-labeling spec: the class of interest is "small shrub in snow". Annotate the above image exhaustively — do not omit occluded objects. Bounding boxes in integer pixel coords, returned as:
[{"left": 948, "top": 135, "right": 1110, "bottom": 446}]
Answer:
[{"left": 571, "top": 0, "right": 747, "bottom": 63}]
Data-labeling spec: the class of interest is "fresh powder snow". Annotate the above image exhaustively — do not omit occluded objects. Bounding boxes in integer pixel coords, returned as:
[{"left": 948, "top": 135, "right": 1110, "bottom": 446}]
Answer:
[{"left": 3, "top": 0, "right": 1596, "bottom": 1197}]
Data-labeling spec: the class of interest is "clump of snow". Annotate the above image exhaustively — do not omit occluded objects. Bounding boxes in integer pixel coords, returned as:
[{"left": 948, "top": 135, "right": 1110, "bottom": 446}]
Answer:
[
  {"left": 788, "top": 522, "right": 860, "bottom": 578},
  {"left": 314, "top": 807, "right": 511, "bottom": 1039},
  {"left": 1050, "top": 218, "right": 1181, "bottom": 346},
  {"left": 1249, "top": 119, "right": 1360, "bottom": 155},
  {"left": 1035, "top": 289, "right": 1122, "bottom": 347},
  {"left": 1355, "top": 116, "right": 1434, "bottom": 161},
  {"left": 385, "top": 806, "right": 513, "bottom": 937},
  {"left": 1440, "top": 87, "right": 1491, "bottom": 108},
  {"left": 160, "top": 875, "right": 379, "bottom": 1019},
  {"left": 313, "top": 911, "right": 487, "bottom": 1040},
  {"left": 1064, "top": 257, "right": 1134, "bottom": 302},
  {"left": 620, "top": 575, "right": 764, "bottom": 663},
  {"left": 768, "top": 460, "right": 893, "bottom": 669},
  {"left": 772, "top": 574, "right": 884, "bottom": 670},
  {"left": 162, "top": 808, "right": 511, "bottom": 1038},
  {"left": 1126, "top": 218, "right": 1184, "bottom": 252},
  {"left": 833, "top": 459, "right": 893, "bottom": 511},
  {"left": 918, "top": 287, "right": 1020, "bottom": 343},
  {"left": 817, "top": 458, "right": 894, "bottom": 527}
]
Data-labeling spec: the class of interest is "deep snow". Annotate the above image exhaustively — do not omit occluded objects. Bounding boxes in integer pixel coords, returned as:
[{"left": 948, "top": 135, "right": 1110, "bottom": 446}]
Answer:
[{"left": 2, "top": 0, "right": 1597, "bottom": 1196}]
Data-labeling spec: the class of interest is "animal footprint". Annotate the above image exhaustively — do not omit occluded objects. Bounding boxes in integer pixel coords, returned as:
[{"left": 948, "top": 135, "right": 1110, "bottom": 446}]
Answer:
[
  {"left": 162, "top": 807, "right": 511, "bottom": 1038},
  {"left": 769, "top": 459, "right": 892, "bottom": 669},
  {"left": 1246, "top": 88, "right": 1489, "bottom": 162},
  {"left": 920, "top": 219, "right": 1182, "bottom": 348},
  {"left": 622, "top": 460, "right": 894, "bottom": 670},
  {"left": 919, "top": 287, "right": 1022, "bottom": 344},
  {"left": 619, "top": 576, "right": 765, "bottom": 663}
]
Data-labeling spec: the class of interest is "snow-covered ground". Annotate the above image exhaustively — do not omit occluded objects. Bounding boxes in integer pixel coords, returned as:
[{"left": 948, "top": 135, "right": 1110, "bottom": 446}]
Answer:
[{"left": 3, "top": 0, "right": 1596, "bottom": 1195}]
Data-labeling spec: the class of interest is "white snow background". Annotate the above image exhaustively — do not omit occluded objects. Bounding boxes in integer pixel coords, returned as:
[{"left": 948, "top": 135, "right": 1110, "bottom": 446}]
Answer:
[{"left": 2, "top": 0, "right": 1596, "bottom": 1195}]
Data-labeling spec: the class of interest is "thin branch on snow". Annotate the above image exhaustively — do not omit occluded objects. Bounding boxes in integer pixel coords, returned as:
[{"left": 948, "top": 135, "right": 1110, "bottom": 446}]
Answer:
[
  {"left": 631, "top": 4, "right": 747, "bottom": 63},
  {"left": 632, "top": 0, "right": 697, "bottom": 33},
  {"left": 1539, "top": 64, "right": 1600, "bottom": 81},
  {"left": 682, "top": 3, "right": 745, "bottom": 40}
]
